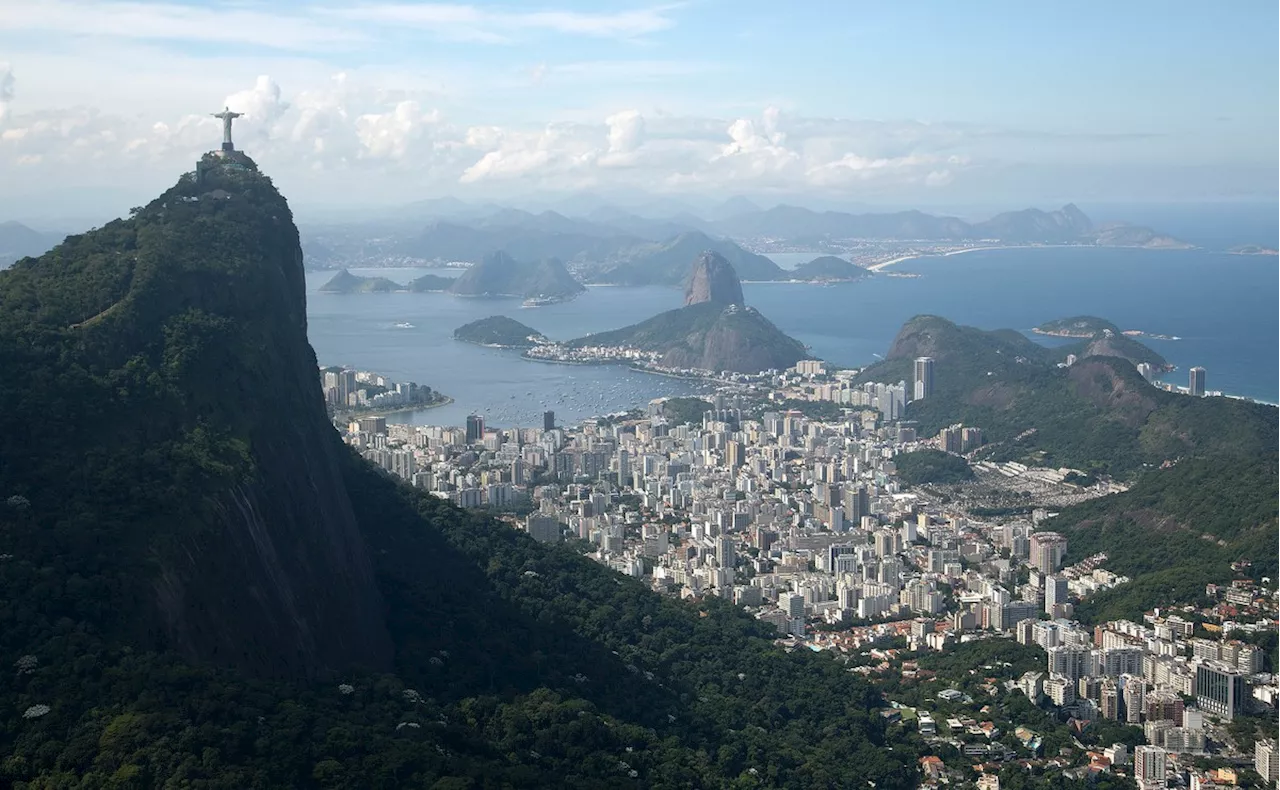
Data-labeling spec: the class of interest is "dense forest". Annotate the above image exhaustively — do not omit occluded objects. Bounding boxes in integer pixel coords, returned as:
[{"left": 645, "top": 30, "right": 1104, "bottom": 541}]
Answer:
[{"left": 1056, "top": 454, "right": 1279, "bottom": 622}]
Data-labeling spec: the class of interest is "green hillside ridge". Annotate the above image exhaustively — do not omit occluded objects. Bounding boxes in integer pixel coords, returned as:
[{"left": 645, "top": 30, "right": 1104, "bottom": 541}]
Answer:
[
  {"left": 454, "top": 314, "right": 548, "bottom": 347},
  {"left": 789, "top": 255, "right": 870, "bottom": 281},
  {"left": 856, "top": 315, "right": 1217, "bottom": 476},
  {"left": 448, "top": 251, "right": 584, "bottom": 299},
  {"left": 0, "top": 158, "right": 937, "bottom": 787},
  {"left": 858, "top": 314, "right": 1277, "bottom": 618},
  {"left": 319, "top": 267, "right": 404, "bottom": 292},
  {"left": 1055, "top": 454, "right": 1278, "bottom": 622},
  {"left": 1063, "top": 330, "right": 1169, "bottom": 370}
]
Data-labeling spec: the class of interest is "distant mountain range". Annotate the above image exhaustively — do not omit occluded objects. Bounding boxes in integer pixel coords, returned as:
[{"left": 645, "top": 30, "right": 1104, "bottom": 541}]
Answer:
[
  {"left": 0, "top": 221, "right": 65, "bottom": 268},
  {"left": 712, "top": 202, "right": 1189, "bottom": 247},
  {"left": 4, "top": 200, "right": 1195, "bottom": 277},
  {"left": 325, "top": 201, "right": 1192, "bottom": 276},
  {"left": 320, "top": 251, "right": 584, "bottom": 301}
]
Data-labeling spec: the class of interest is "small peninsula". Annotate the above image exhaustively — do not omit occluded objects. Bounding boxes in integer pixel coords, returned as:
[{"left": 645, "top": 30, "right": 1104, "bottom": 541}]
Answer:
[
  {"left": 789, "top": 256, "right": 870, "bottom": 282},
  {"left": 454, "top": 315, "right": 549, "bottom": 348}
]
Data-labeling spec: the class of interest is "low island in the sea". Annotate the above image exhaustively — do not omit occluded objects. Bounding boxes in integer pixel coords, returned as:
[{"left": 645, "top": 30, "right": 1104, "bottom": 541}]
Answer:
[
  {"left": 319, "top": 269, "right": 454, "bottom": 293},
  {"left": 454, "top": 315, "right": 550, "bottom": 348},
  {"left": 1033, "top": 316, "right": 1180, "bottom": 343},
  {"left": 787, "top": 256, "right": 871, "bottom": 282},
  {"left": 1033, "top": 316, "right": 1124, "bottom": 338},
  {"left": 1228, "top": 244, "right": 1279, "bottom": 256}
]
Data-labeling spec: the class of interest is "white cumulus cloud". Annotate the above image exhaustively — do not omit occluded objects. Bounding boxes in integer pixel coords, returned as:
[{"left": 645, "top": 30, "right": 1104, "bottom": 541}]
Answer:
[{"left": 0, "top": 68, "right": 1010, "bottom": 207}]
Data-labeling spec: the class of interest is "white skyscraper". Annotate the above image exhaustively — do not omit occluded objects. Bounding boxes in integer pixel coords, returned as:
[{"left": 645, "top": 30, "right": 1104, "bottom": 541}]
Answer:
[
  {"left": 913, "top": 356, "right": 935, "bottom": 400},
  {"left": 1189, "top": 366, "right": 1206, "bottom": 397}
]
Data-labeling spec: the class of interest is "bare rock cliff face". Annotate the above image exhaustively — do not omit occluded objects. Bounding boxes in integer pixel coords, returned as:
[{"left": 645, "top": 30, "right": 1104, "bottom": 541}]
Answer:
[{"left": 684, "top": 251, "right": 745, "bottom": 306}]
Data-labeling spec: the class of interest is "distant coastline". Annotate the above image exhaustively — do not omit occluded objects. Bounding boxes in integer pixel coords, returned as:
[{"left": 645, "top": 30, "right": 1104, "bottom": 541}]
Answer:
[
  {"left": 859, "top": 242, "right": 1226, "bottom": 272},
  {"left": 866, "top": 244, "right": 1093, "bottom": 272},
  {"left": 337, "top": 395, "right": 454, "bottom": 419}
]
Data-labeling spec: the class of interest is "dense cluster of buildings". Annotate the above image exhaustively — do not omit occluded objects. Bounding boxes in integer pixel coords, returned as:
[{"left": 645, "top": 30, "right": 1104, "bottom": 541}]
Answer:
[
  {"left": 335, "top": 359, "right": 1134, "bottom": 644},
  {"left": 320, "top": 366, "right": 441, "bottom": 412},
  {"left": 332, "top": 356, "right": 1277, "bottom": 780}
]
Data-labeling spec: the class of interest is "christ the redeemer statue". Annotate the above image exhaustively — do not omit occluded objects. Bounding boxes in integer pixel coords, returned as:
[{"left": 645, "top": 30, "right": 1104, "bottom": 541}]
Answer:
[{"left": 212, "top": 106, "right": 243, "bottom": 152}]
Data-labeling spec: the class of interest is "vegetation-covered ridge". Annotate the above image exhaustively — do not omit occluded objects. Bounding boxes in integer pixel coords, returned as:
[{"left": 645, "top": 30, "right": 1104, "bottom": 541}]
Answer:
[
  {"left": 857, "top": 315, "right": 1254, "bottom": 477},
  {"left": 788, "top": 255, "right": 870, "bottom": 281},
  {"left": 0, "top": 160, "right": 935, "bottom": 787},
  {"left": 1032, "top": 315, "right": 1120, "bottom": 337},
  {"left": 453, "top": 314, "right": 549, "bottom": 348},
  {"left": 1057, "top": 452, "right": 1279, "bottom": 621}
]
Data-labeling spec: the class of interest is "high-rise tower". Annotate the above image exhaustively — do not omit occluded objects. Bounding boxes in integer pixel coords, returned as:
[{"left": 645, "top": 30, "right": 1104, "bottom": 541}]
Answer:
[
  {"left": 1189, "top": 367, "right": 1206, "bottom": 397},
  {"left": 913, "top": 356, "right": 935, "bottom": 400}
]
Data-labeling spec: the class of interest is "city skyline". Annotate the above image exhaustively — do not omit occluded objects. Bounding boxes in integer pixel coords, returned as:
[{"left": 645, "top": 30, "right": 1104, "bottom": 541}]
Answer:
[{"left": 0, "top": 1, "right": 1277, "bottom": 220}]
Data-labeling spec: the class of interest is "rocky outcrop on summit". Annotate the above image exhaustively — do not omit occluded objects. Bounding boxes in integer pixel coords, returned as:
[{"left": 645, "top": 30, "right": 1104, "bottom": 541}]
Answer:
[
  {"left": 684, "top": 251, "right": 744, "bottom": 306},
  {"left": 0, "top": 154, "right": 392, "bottom": 678}
]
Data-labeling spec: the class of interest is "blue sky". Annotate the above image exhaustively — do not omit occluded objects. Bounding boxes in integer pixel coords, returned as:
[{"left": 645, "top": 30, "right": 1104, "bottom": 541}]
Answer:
[{"left": 0, "top": 1, "right": 1275, "bottom": 218}]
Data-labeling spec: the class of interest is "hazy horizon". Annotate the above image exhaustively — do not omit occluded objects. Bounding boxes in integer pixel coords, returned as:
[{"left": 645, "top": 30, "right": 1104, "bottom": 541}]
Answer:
[{"left": 1, "top": 1, "right": 1276, "bottom": 223}]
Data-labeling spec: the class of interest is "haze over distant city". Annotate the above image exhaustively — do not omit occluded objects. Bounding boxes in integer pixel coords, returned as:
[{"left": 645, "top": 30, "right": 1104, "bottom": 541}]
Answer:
[{"left": 0, "top": 0, "right": 1276, "bottom": 221}]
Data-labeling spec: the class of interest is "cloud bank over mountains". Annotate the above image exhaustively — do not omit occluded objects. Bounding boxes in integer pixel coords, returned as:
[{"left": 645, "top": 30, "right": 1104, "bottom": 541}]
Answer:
[{"left": 0, "top": 69, "right": 969, "bottom": 199}]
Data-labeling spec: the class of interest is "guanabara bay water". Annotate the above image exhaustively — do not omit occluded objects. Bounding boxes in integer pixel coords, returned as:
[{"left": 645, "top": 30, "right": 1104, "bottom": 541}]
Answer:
[{"left": 306, "top": 246, "right": 1279, "bottom": 427}]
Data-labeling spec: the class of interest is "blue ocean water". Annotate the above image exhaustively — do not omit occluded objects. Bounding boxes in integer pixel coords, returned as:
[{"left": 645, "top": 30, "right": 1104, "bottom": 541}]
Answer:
[{"left": 303, "top": 247, "right": 1278, "bottom": 427}]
